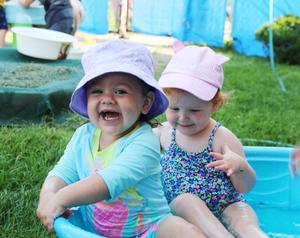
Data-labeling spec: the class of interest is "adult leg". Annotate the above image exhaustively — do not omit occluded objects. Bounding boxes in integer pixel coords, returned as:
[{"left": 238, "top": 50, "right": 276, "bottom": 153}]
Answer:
[
  {"left": 222, "top": 202, "right": 269, "bottom": 238},
  {"left": 0, "top": 6, "right": 8, "bottom": 48},
  {"left": 118, "top": 0, "right": 128, "bottom": 38},
  {"left": 170, "top": 193, "right": 234, "bottom": 238},
  {"left": 0, "top": 29, "right": 7, "bottom": 48},
  {"left": 70, "top": 0, "right": 84, "bottom": 35},
  {"left": 155, "top": 215, "right": 206, "bottom": 238}
]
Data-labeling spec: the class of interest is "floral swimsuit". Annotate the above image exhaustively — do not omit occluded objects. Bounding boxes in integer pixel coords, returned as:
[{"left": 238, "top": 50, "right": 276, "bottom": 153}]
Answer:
[{"left": 161, "top": 123, "right": 244, "bottom": 218}]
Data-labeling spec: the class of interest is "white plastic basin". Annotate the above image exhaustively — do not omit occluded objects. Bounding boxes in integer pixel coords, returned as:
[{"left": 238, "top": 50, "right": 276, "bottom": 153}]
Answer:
[{"left": 12, "top": 27, "right": 76, "bottom": 60}]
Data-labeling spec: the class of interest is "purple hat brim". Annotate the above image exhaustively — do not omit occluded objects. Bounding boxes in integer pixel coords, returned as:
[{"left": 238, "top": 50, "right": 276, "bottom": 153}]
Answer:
[{"left": 70, "top": 63, "right": 169, "bottom": 120}]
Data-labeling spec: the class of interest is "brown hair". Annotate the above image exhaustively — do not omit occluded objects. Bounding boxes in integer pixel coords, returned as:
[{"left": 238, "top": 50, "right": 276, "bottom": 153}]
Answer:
[
  {"left": 211, "top": 90, "right": 230, "bottom": 111},
  {"left": 163, "top": 88, "right": 230, "bottom": 111}
]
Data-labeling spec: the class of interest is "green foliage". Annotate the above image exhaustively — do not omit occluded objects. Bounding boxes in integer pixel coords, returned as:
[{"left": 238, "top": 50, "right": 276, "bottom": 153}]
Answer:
[{"left": 256, "top": 14, "right": 300, "bottom": 65}]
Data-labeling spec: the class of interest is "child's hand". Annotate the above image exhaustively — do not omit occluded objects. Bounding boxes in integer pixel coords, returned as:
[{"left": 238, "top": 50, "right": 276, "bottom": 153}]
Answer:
[
  {"left": 290, "top": 143, "right": 300, "bottom": 177},
  {"left": 36, "top": 194, "right": 66, "bottom": 232},
  {"left": 207, "top": 144, "right": 245, "bottom": 176}
]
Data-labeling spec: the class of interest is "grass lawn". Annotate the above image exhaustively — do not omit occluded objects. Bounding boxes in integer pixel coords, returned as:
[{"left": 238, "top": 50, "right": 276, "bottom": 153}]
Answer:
[{"left": 1, "top": 47, "right": 300, "bottom": 237}]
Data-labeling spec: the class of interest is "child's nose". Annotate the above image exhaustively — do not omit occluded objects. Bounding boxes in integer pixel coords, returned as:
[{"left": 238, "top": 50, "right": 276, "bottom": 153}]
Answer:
[
  {"left": 179, "top": 111, "right": 188, "bottom": 120},
  {"left": 101, "top": 93, "right": 115, "bottom": 105}
]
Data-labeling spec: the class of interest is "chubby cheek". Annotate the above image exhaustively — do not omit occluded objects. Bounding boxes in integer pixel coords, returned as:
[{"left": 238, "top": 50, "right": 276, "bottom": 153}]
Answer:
[
  {"left": 166, "top": 110, "right": 177, "bottom": 127},
  {"left": 87, "top": 98, "right": 98, "bottom": 117}
]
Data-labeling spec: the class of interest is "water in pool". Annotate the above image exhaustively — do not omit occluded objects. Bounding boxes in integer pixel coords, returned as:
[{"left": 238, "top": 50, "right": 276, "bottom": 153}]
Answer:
[
  {"left": 253, "top": 206, "right": 300, "bottom": 237},
  {"left": 244, "top": 146, "right": 300, "bottom": 238}
]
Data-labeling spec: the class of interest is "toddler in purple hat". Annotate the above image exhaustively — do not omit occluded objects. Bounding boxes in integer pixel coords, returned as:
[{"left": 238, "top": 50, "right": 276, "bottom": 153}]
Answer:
[
  {"left": 154, "top": 41, "right": 268, "bottom": 238},
  {"left": 36, "top": 39, "right": 206, "bottom": 238}
]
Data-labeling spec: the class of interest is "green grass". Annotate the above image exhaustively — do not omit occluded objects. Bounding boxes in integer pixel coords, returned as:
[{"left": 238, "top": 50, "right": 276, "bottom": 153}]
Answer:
[
  {"left": 0, "top": 117, "right": 84, "bottom": 238},
  {"left": 1, "top": 49, "right": 300, "bottom": 237},
  {"left": 218, "top": 50, "right": 300, "bottom": 146}
]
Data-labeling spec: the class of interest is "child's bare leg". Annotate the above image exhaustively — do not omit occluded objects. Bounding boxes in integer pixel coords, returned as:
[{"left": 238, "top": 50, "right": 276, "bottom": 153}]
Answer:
[
  {"left": 222, "top": 202, "right": 269, "bottom": 238},
  {"left": 156, "top": 215, "right": 206, "bottom": 238},
  {"left": 169, "top": 193, "right": 234, "bottom": 238}
]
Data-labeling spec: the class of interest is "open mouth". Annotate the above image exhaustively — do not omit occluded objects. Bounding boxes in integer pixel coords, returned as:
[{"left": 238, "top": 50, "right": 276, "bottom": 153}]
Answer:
[{"left": 100, "top": 110, "right": 121, "bottom": 121}]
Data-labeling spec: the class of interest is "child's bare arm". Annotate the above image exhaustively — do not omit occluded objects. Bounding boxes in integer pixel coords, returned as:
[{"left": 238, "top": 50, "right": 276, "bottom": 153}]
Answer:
[
  {"left": 208, "top": 127, "right": 256, "bottom": 193},
  {"left": 37, "top": 174, "right": 109, "bottom": 232},
  {"left": 36, "top": 176, "right": 67, "bottom": 230},
  {"left": 55, "top": 173, "right": 109, "bottom": 207},
  {"left": 152, "top": 126, "right": 161, "bottom": 141},
  {"left": 37, "top": 176, "right": 67, "bottom": 211},
  {"left": 153, "top": 122, "right": 172, "bottom": 151}
]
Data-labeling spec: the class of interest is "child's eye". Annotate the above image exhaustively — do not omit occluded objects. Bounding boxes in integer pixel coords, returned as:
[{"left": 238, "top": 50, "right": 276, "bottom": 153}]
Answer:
[
  {"left": 170, "top": 107, "right": 179, "bottom": 112},
  {"left": 90, "top": 89, "right": 103, "bottom": 94},
  {"left": 114, "top": 89, "right": 127, "bottom": 95},
  {"left": 190, "top": 109, "right": 200, "bottom": 112}
]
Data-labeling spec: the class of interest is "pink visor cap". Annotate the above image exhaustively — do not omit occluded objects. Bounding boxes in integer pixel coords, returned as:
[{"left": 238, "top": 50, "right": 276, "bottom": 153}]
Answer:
[
  {"left": 70, "top": 39, "right": 169, "bottom": 120},
  {"left": 159, "top": 41, "right": 230, "bottom": 101}
]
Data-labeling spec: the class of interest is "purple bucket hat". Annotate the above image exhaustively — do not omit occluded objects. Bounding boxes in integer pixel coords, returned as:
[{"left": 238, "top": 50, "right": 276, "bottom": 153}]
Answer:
[
  {"left": 159, "top": 41, "right": 229, "bottom": 101},
  {"left": 70, "top": 39, "right": 169, "bottom": 119}
]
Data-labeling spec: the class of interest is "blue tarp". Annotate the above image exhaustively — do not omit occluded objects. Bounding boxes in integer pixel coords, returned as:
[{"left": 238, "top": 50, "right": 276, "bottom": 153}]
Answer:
[
  {"left": 79, "top": 0, "right": 109, "bottom": 34},
  {"left": 79, "top": 0, "right": 300, "bottom": 57},
  {"left": 132, "top": 0, "right": 227, "bottom": 47},
  {"left": 232, "top": 0, "right": 300, "bottom": 57}
]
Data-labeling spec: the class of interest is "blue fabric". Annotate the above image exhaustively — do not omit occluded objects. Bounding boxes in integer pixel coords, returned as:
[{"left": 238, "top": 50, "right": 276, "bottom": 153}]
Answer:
[
  {"left": 79, "top": 0, "right": 108, "bottom": 34},
  {"left": 49, "top": 18, "right": 73, "bottom": 34},
  {"left": 232, "top": 0, "right": 300, "bottom": 57},
  {"left": 132, "top": 0, "right": 177, "bottom": 36},
  {"left": 0, "top": 6, "right": 8, "bottom": 30},
  {"left": 174, "top": 0, "right": 227, "bottom": 47},
  {"left": 132, "top": 0, "right": 227, "bottom": 47}
]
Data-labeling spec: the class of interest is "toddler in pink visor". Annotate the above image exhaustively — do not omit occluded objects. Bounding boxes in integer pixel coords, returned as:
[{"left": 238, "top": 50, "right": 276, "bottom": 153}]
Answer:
[{"left": 154, "top": 41, "right": 268, "bottom": 238}]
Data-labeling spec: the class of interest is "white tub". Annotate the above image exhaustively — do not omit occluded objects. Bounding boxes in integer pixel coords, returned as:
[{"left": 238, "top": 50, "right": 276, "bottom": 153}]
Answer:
[{"left": 12, "top": 27, "right": 76, "bottom": 60}]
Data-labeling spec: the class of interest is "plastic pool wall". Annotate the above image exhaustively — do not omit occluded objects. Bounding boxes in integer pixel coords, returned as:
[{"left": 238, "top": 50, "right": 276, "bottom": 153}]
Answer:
[{"left": 244, "top": 146, "right": 300, "bottom": 237}]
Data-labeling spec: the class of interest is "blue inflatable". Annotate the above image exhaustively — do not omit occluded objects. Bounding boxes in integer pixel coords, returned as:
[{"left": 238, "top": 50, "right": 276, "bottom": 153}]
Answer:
[
  {"left": 54, "top": 209, "right": 104, "bottom": 238},
  {"left": 54, "top": 146, "right": 300, "bottom": 237}
]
